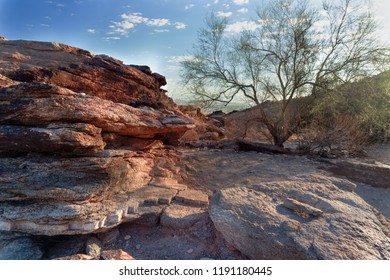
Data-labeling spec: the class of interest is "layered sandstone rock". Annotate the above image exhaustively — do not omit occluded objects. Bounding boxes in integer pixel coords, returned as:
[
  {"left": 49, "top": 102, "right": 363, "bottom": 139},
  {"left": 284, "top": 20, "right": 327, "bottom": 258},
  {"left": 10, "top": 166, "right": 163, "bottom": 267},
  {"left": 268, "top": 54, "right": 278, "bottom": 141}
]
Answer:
[
  {"left": 0, "top": 39, "right": 176, "bottom": 111},
  {"left": 0, "top": 39, "right": 195, "bottom": 241}
]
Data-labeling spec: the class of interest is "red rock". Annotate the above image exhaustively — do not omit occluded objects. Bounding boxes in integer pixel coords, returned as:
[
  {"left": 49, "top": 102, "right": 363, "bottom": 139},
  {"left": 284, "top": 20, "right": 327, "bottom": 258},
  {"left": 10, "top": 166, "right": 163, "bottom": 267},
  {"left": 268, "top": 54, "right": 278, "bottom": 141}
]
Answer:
[
  {"left": 0, "top": 39, "right": 177, "bottom": 112},
  {"left": 0, "top": 83, "right": 195, "bottom": 141},
  {"left": 100, "top": 249, "right": 135, "bottom": 260}
]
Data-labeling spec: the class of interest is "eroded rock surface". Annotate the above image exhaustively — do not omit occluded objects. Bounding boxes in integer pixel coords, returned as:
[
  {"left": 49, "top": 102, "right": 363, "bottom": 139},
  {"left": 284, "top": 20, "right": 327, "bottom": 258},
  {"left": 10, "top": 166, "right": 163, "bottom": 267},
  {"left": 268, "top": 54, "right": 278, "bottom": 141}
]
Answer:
[{"left": 210, "top": 176, "right": 390, "bottom": 260}]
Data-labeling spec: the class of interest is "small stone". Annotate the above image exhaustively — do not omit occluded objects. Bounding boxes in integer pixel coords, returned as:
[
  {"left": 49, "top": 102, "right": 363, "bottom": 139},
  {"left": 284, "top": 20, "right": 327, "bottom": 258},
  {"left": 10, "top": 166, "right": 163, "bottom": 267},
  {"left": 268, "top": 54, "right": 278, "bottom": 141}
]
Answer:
[
  {"left": 136, "top": 244, "right": 141, "bottom": 250},
  {"left": 85, "top": 237, "right": 102, "bottom": 259},
  {"left": 187, "top": 248, "right": 194, "bottom": 254},
  {"left": 124, "top": 235, "right": 131, "bottom": 240}
]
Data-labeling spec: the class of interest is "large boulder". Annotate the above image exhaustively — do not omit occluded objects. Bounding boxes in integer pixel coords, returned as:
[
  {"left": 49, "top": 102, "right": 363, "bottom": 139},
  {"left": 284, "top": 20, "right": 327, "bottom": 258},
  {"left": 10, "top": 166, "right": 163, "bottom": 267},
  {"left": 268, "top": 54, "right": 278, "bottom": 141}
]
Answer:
[
  {"left": 0, "top": 83, "right": 194, "bottom": 148},
  {"left": 209, "top": 175, "right": 390, "bottom": 260},
  {"left": 0, "top": 40, "right": 176, "bottom": 111}
]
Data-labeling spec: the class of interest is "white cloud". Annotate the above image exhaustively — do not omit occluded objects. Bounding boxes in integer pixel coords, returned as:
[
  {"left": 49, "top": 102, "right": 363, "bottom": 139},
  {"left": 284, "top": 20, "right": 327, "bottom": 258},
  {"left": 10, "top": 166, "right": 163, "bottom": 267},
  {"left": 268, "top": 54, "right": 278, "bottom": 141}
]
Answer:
[
  {"left": 110, "top": 12, "right": 188, "bottom": 35},
  {"left": 237, "top": 7, "right": 248, "bottom": 13},
  {"left": 214, "top": 0, "right": 219, "bottom": 4},
  {"left": 217, "top": 11, "right": 233, "bottom": 17},
  {"left": 87, "top": 28, "right": 96, "bottom": 34},
  {"left": 102, "top": 37, "right": 121, "bottom": 41},
  {"left": 121, "top": 13, "right": 145, "bottom": 24},
  {"left": 233, "top": 0, "right": 249, "bottom": 5},
  {"left": 185, "top": 4, "right": 195, "bottom": 10},
  {"left": 167, "top": 55, "right": 195, "bottom": 63},
  {"left": 175, "top": 22, "right": 186, "bottom": 29},
  {"left": 110, "top": 12, "right": 187, "bottom": 36},
  {"left": 146, "top": 18, "right": 170, "bottom": 26},
  {"left": 226, "top": 20, "right": 260, "bottom": 33},
  {"left": 154, "top": 29, "right": 170, "bottom": 33}
]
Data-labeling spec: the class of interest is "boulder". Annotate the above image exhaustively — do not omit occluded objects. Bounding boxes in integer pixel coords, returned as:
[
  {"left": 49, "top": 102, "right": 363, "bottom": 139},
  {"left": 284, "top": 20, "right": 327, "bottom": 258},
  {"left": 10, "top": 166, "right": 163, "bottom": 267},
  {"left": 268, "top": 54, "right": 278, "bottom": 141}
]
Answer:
[
  {"left": 0, "top": 39, "right": 177, "bottom": 111},
  {"left": 327, "top": 160, "right": 390, "bottom": 189},
  {"left": 0, "top": 151, "right": 153, "bottom": 235},
  {"left": 0, "top": 83, "right": 194, "bottom": 141},
  {"left": 209, "top": 177, "right": 390, "bottom": 259}
]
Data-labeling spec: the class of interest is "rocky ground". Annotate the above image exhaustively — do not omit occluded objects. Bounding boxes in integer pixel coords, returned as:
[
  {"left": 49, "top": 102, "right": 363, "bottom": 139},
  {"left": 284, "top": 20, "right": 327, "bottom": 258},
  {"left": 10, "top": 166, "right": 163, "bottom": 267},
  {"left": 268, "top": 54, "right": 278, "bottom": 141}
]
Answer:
[{"left": 102, "top": 146, "right": 389, "bottom": 260}]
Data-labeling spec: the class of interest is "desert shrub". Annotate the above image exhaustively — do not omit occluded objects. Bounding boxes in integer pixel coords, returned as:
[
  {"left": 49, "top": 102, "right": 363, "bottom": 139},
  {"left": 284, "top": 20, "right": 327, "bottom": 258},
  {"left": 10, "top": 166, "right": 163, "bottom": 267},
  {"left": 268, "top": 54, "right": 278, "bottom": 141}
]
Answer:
[
  {"left": 298, "top": 71, "right": 390, "bottom": 156},
  {"left": 297, "top": 115, "right": 368, "bottom": 157}
]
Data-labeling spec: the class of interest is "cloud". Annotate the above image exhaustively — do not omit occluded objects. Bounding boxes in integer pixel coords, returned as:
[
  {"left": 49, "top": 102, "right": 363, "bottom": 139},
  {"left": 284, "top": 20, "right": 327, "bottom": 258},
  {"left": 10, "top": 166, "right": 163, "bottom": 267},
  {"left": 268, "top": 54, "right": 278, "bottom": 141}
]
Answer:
[
  {"left": 87, "top": 29, "right": 96, "bottom": 34},
  {"left": 214, "top": 0, "right": 219, "bottom": 4},
  {"left": 102, "top": 37, "right": 121, "bottom": 41},
  {"left": 237, "top": 8, "right": 248, "bottom": 13},
  {"left": 217, "top": 11, "right": 233, "bottom": 17},
  {"left": 185, "top": 4, "right": 195, "bottom": 10},
  {"left": 226, "top": 21, "right": 260, "bottom": 33},
  {"left": 175, "top": 22, "right": 186, "bottom": 29},
  {"left": 110, "top": 12, "right": 186, "bottom": 36},
  {"left": 233, "top": 0, "right": 249, "bottom": 5},
  {"left": 167, "top": 55, "right": 195, "bottom": 63},
  {"left": 146, "top": 18, "right": 171, "bottom": 27},
  {"left": 154, "top": 29, "right": 170, "bottom": 33}
]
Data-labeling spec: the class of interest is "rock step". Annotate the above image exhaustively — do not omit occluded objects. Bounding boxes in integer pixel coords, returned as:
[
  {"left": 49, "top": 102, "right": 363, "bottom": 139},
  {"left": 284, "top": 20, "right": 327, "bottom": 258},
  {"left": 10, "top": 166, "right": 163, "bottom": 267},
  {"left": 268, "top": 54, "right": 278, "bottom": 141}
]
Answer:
[
  {"left": 174, "top": 189, "right": 209, "bottom": 207},
  {"left": 0, "top": 181, "right": 209, "bottom": 235}
]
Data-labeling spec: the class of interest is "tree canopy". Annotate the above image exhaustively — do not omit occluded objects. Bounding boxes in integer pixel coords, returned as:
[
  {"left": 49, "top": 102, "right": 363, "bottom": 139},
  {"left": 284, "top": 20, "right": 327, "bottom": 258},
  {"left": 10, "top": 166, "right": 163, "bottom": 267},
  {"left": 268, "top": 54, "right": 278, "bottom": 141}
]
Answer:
[{"left": 181, "top": 0, "right": 389, "bottom": 147}]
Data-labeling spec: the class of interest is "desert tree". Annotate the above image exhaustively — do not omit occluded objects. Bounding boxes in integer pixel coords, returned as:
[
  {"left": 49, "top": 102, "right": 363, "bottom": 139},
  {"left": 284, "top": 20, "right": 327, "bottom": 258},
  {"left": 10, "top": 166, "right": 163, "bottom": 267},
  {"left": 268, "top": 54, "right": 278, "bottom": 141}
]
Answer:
[{"left": 181, "top": 0, "right": 388, "bottom": 147}]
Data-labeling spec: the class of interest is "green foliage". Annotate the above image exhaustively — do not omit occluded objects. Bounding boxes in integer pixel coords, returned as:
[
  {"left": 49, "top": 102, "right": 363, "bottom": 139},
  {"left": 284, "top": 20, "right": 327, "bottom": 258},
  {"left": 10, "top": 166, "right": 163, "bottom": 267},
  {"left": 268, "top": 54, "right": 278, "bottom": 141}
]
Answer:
[{"left": 310, "top": 71, "right": 390, "bottom": 144}]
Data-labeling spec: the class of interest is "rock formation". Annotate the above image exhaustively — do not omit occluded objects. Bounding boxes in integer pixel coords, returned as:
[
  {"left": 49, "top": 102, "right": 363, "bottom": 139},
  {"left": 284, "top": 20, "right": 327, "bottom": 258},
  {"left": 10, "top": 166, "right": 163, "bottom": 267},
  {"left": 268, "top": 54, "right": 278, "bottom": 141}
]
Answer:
[
  {"left": 0, "top": 39, "right": 195, "bottom": 241},
  {"left": 0, "top": 40, "right": 176, "bottom": 110}
]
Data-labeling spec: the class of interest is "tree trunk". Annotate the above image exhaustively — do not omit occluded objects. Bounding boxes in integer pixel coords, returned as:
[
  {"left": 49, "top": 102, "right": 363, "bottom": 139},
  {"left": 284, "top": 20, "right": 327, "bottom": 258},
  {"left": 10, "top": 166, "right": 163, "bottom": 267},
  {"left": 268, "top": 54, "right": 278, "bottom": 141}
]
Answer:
[{"left": 272, "top": 134, "right": 286, "bottom": 148}]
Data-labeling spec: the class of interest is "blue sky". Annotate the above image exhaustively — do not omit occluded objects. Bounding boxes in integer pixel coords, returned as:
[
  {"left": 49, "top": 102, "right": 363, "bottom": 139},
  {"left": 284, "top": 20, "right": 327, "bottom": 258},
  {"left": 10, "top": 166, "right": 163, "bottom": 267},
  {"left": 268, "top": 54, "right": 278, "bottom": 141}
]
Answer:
[{"left": 0, "top": 0, "right": 389, "bottom": 102}]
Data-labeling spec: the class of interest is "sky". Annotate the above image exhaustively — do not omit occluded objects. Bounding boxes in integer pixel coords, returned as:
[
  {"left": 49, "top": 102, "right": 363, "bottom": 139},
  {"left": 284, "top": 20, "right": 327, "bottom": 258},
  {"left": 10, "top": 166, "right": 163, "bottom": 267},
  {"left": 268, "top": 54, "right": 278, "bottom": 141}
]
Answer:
[{"left": 0, "top": 0, "right": 389, "bottom": 103}]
